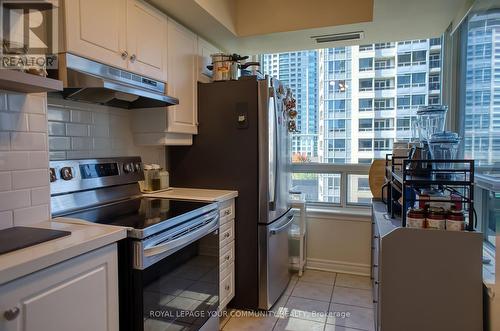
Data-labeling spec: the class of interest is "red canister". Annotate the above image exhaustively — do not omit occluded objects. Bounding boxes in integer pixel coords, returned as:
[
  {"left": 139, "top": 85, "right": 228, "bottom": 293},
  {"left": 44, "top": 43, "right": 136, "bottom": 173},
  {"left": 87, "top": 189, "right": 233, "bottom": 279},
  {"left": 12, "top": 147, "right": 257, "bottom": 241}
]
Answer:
[
  {"left": 446, "top": 210, "right": 465, "bottom": 231},
  {"left": 407, "top": 208, "right": 426, "bottom": 228},
  {"left": 426, "top": 207, "right": 446, "bottom": 230}
]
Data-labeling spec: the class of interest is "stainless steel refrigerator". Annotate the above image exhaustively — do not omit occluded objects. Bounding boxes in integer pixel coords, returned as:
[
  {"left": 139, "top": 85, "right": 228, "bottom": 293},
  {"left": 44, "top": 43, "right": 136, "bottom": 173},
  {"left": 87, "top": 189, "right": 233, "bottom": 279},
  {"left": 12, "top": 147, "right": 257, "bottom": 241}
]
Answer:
[{"left": 169, "top": 76, "right": 292, "bottom": 310}]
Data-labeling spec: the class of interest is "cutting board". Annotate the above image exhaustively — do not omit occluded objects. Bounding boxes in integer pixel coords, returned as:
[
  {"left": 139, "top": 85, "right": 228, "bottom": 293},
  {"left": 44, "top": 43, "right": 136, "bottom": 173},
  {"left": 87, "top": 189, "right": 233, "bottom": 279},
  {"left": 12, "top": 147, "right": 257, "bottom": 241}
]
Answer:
[
  {"left": 0, "top": 226, "right": 71, "bottom": 255},
  {"left": 369, "top": 160, "right": 386, "bottom": 199}
]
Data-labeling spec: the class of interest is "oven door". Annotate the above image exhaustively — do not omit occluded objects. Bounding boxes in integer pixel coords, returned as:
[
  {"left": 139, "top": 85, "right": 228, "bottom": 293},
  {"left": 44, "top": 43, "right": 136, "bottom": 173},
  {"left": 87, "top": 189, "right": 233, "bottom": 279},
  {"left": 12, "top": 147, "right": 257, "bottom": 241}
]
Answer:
[{"left": 131, "top": 212, "right": 220, "bottom": 331}]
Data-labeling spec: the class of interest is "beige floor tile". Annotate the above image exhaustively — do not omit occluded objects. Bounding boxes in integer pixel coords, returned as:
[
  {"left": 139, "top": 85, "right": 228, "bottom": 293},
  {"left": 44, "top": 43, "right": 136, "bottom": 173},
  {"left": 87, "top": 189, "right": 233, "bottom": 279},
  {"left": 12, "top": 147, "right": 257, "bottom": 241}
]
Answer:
[
  {"left": 284, "top": 296, "right": 330, "bottom": 323},
  {"left": 299, "top": 270, "right": 336, "bottom": 285},
  {"left": 335, "top": 274, "right": 372, "bottom": 290},
  {"left": 332, "top": 287, "right": 373, "bottom": 308},
  {"left": 273, "top": 316, "right": 325, "bottom": 331},
  {"left": 291, "top": 281, "right": 333, "bottom": 302},
  {"left": 223, "top": 310, "right": 277, "bottom": 331},
  {"left": 324, "top": 324, "right": 363, "bottom": 331},
  {"left": 284, "top": 278, "right": 298, "bottom": 296},
  {"left": 328, "top": 303, "right": 375, "bottom": 330}
]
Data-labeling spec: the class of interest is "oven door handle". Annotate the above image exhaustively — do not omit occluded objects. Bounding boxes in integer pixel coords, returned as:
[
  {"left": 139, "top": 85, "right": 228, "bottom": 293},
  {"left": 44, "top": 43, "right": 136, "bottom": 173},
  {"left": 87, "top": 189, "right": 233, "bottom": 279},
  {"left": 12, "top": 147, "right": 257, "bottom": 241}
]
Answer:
[{"left": 144, "top": 215, "right": 219, "bottom": 257}]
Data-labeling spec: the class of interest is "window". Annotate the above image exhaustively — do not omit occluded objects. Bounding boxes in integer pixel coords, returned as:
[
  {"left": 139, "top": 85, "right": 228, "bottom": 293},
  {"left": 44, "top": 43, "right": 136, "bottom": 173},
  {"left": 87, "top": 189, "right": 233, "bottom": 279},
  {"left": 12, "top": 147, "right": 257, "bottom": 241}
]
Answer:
[
  {"left": 429, "top": 52, "right": 441, "bottom": 68},
  {"left": 374, "top": 98, "right": 394, "bottom": 111},
  {"left": 430, "top": 37, "right": 441, "bottom": 46},
  {"left": 334, "top": 139, "right": 346, "bottom": 151},
  {"left": 429, "top": 95, "right": 440, "bottom": 105},
  {"left": 359, "top": 58, "right": 373, "bottom": 71},
  {"left": 359, "top": 78, "right": 373, "bottom": 91},
  {"left": 358, "top": 139, "right": 372, "bottom": 151},
  {"left": 412, "top": 73, "right": 426, "bottom": 87},
  {"left": 374, "top": 78, "right": 394, "bottom": 90},
  {"left": 375, "top": 42, "right": 394, "bottom": 49},
  {"left": 374, "top": 138, "right": 393, "bottom": 151},
  {"left": 412, "top": 50, "right": 427, "bottom": 65},
  {"left": 411, "top": 94, "right": 426, "bottom": 106},
  {"left": 398, "top": 52, "right": 412, "bottom": 66},
  {"left": 359, "top": 118, "right": 373, "bottom": 131},
  {"left": 261, "top": 36, "right": 443, "bottom": 206},
  {"left": 374, "top": 118, "right": 394, "bottom": 131},
  {"left": 374, "top": 58, "right": 395, "bottom": 70},
  {"left": 359, "top": 98, "right": 373, "bottom": 111},
  {"left": 397, "top": 74, "right": 411, "bottom": 88},
  {"left": 397, "top": 117, "right": 411, "bottom": 131},
  {"left": 428, "top": 73, "right": 440, "bottom": 90}
]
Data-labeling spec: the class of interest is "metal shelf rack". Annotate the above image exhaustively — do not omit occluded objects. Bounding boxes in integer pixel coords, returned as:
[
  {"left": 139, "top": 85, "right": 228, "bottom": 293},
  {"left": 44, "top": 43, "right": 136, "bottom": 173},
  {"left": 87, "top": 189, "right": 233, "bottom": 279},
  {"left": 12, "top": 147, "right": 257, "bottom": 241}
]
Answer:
[{"left": 384, "top": 157, "right": 475, "bottom": 231}]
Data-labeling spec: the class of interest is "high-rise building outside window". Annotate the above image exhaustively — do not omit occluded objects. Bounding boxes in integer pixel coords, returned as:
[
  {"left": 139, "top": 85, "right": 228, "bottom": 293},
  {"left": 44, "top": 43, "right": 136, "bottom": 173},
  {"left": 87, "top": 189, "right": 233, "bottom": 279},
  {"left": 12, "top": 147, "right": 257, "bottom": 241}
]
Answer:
[{"left": 262, "top": 38, "right": 443, "bottom": 204}]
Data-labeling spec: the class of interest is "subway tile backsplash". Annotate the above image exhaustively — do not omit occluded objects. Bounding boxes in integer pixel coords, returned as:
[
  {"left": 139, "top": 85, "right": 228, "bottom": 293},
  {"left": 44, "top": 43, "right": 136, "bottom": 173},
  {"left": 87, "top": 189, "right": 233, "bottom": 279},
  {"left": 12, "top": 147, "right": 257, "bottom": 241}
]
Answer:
[
  {"left": 47, "top": 97, "right": 165, "bottom": 166},
  {"left": 0, "top": 91, "right": 50, "bottom": 228}
]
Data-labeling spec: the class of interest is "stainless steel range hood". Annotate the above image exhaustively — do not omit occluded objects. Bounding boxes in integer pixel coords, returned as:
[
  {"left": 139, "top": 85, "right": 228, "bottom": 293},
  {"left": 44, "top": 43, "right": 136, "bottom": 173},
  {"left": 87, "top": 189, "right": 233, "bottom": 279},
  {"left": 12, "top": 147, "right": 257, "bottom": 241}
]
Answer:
[{"left": 51, "top": 53, "right": 178, "bottom": 109}]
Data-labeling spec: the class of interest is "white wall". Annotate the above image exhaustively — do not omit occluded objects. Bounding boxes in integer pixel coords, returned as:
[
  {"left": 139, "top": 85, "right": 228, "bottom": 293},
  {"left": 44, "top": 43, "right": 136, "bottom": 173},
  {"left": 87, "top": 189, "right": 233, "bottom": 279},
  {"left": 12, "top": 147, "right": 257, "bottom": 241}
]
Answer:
[
  {"left": 47, "top": 97, "right": 165, "bottom": 168},
  {"left": 0, "top": 92, "right": 50, "bottom": 229},
  {"left": 305, "top": 209, "right": 372, "bottom": 275}
]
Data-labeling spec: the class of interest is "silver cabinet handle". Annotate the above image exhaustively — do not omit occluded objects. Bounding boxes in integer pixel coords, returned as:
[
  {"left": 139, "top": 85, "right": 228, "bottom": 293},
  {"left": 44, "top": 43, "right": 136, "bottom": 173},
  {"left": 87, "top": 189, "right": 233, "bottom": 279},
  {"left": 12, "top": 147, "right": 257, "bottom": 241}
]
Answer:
[
  {"left": 121, "top": 51, "right": 128, "bottom": 60},
  {"left": 130, "top": 54, "right": 137, "bottom": 62},
  {"left": 4, "top": 307, "right": 20, "bottom": 321},
  {"left": 223, "top": 209, "right": 231, "bottom": 216}
]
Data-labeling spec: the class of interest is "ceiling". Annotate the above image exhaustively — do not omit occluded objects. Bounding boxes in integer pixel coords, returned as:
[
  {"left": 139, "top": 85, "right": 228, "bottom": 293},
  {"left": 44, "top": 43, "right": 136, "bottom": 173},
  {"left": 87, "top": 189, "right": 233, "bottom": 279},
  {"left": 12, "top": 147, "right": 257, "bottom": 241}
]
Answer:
[{"left": 147, "top": 0, "right": 472, "bottom": 54}]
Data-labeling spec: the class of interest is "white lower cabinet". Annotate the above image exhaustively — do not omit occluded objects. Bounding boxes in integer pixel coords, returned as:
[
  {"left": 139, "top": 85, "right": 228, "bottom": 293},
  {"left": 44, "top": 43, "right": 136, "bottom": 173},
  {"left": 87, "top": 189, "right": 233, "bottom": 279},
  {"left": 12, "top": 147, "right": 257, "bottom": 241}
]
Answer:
[
  {"left": 219, "top": 199, "right": 235, "bottom": 310},
  {"left": 0, "top": 244, "right": 119, "bottom": 331}
]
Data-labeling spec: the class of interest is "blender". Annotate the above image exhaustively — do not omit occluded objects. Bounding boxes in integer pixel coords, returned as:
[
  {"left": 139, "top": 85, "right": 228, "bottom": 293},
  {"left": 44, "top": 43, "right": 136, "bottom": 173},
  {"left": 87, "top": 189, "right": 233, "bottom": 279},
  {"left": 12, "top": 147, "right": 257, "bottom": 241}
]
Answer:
[
  {"left": 428, "top": 131, "right": 461, "bottom": 180},
  {"left": 409, "top": 105, "right": 449, "bottom": 177}
]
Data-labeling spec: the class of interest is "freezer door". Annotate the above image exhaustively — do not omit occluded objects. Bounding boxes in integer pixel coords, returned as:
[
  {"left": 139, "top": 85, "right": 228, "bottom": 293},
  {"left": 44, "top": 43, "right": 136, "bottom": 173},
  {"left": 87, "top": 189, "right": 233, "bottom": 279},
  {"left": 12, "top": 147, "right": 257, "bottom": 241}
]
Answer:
[
  {"left": 258, "top": 78, "right": 291, "bottom": 225},
  {"left": 258, "top": 209, "right": 293, "bottom": 310}
]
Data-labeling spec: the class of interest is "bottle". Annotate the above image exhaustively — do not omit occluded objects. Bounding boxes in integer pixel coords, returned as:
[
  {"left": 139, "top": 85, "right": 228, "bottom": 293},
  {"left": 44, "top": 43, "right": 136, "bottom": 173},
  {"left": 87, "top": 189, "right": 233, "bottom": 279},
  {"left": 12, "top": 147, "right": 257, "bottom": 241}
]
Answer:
[
  {"left": 142, "top": 164, "right": 153, "bottom": 191},
  {"left": 151, "top": 164, "right": 161, "bottom": 191},
  {"left": 159, "top": 170, "right": 169, "bottom": 189}
]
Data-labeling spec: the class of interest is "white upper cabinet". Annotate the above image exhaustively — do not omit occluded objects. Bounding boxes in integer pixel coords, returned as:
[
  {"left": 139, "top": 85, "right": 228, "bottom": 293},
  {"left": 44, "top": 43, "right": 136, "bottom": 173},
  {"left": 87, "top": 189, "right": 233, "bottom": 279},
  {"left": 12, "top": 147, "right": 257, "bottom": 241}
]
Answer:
[
  {"left": 166, "top": 19, "right": 198, "bottom": 134},
  {"left": 197, "top": 37, "right": 220, "bottom": 83},
  {"left": 126, "top": 0, "right": 168, "bottom": 81},
  {"left": 63, "top": 0, "right": 167, "bottom": 82},
  {"left": 64, "top": 0, "right": 128, "bottom": 69}
]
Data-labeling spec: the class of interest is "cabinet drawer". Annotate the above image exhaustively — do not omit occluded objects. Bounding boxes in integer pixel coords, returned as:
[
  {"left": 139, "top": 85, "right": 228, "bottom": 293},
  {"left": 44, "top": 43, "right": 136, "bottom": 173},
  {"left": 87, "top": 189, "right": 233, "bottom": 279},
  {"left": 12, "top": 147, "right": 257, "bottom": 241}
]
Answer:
[
  {"left": 219, "top": 262, "right": 235, "bottom": 309},
  {"left": 219, "top": 219, "right": 234, "bottom": 247},
  {"left": 219, "top": 199, "right": 235, "bottom": 225},
  {"left": 219, "top": 241, "right": 235, "bottom": 272}
]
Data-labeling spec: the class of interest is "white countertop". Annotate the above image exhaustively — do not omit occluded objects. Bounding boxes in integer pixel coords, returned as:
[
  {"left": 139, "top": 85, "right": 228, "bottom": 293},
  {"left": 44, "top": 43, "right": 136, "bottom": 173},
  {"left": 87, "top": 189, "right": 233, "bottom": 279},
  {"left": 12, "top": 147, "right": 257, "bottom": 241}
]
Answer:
[
  {"left": 143, "top": 187, "right": 238, "bottom": 202},
  {"left": 0, "top": 219, "right": 127, "bottom": 285}
]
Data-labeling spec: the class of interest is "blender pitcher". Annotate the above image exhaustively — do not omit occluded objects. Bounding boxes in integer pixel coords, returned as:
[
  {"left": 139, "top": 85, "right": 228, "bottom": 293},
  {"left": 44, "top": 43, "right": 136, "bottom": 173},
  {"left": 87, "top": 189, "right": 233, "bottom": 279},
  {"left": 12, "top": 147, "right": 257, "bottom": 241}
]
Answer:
[
  {"left": 416, "top": 105, "right": 448, "bottom": 142},
  {"left": 428, "top": 131, "right": 461, "bottom": 180}
]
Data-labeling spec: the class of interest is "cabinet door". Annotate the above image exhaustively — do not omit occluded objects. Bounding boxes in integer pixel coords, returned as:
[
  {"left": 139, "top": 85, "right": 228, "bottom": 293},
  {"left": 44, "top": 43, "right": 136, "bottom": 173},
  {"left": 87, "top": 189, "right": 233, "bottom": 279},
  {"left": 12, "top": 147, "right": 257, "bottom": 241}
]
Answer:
[
  {"left": 64, "top": 0, "right": 127, "bottom": 69},
  {"left": 167, "top": 19, "right": 198, "bottom": 134},
  {"left": 197, "top": 37, "right": 220, "bottom": 83},
  {"left": 126, "top": 0, "right": 168, "bottom": 81},
  {"left": 0, "top": 244, "right": 118, "bottom": 331}
]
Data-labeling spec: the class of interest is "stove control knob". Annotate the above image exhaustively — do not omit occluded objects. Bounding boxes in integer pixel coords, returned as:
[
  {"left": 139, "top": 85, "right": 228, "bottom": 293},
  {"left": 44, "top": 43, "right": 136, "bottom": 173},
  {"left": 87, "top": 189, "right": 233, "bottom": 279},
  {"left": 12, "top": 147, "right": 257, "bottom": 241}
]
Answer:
[
  {"left": 123, "top": 163, "right": 134, "bottom": 174},
  {"left": 134, "top": 162, "right": 142, "bottom": 172},
  {"left": 49, "top": 168, "right": 56, "bottom": 182},
  {"left": 60, "top": 167, "right": 73, "bottom": 181}
]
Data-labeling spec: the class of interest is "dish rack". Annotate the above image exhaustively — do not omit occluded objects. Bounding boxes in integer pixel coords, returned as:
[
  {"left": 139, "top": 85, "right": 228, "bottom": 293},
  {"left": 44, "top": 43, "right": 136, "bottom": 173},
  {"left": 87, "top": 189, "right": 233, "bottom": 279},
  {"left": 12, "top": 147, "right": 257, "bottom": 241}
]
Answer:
[{"left": 383, "top": 155, "right": 475, "bottom": 231}]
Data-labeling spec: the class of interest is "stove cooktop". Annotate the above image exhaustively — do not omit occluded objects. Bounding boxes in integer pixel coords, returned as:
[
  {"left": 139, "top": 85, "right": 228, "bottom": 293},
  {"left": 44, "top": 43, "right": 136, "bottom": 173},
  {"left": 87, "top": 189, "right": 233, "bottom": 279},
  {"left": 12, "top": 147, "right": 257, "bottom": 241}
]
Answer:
[{"left": 64, "top": 197, "right": 214, "bottom": 232}]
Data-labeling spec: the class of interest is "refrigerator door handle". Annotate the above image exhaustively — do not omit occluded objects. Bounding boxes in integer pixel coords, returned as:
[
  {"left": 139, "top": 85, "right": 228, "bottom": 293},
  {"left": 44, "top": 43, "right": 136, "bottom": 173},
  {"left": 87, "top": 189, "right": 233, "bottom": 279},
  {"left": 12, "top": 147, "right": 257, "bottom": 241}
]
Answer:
[
  {"left": 268, "top": 87, "right": 279, "bottom": 210},
  {"left": 269, "top": 214, "right": 294, "bottom": 235}
]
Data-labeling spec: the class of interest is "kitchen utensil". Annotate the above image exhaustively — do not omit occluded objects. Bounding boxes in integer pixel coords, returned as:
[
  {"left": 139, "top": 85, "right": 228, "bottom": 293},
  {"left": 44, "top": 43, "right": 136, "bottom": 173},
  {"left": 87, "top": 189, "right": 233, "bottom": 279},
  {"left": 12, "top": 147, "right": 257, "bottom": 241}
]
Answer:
[
  {"left": 416, "top": 105, "right": 448, "bottom": 142},
  {"left": 369, "top": 159, "right": 386, "bottom": 199},
  {"left": 210, "top": 53, "right": 233, "bottom": 81}
]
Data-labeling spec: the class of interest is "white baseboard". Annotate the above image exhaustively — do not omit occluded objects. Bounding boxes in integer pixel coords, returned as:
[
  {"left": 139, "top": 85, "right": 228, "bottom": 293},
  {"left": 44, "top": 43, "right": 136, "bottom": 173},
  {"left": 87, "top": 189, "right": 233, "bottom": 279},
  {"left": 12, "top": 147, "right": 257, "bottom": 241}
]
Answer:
[{"left": 306, "top": 258, "right": 371, "bottom": 276}]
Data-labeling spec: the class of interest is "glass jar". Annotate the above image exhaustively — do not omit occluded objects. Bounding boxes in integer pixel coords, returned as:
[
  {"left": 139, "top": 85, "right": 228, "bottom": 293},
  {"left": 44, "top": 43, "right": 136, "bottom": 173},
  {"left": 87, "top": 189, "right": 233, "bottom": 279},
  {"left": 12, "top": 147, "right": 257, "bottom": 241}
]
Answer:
[
  {"left": 426, "top": 207, "right": 446, "bottom": 230},
  {"left": 416, "top": 105, "right": 448, "bottom": 142},
  {"left": 406, "top": 208, "right": 426, "bottom": 228},
  {"left": 150, "top": 164, "right": 161, "bottom": 191},
  {"left": 446, "top": 210, "right": 465, "bottom": 231}
]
